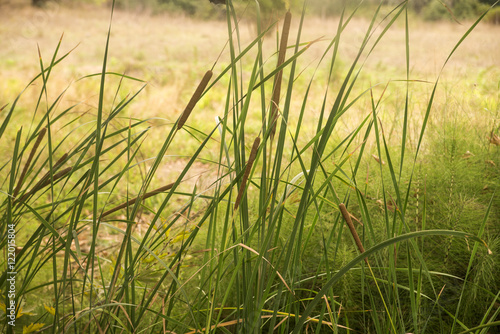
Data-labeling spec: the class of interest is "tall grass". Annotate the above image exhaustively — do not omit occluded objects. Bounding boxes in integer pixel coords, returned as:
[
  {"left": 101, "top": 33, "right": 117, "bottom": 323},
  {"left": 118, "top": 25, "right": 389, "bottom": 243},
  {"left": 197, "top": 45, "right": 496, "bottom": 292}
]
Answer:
[{"left": 1, "top": 0, "right": 499, "bottom": 333}]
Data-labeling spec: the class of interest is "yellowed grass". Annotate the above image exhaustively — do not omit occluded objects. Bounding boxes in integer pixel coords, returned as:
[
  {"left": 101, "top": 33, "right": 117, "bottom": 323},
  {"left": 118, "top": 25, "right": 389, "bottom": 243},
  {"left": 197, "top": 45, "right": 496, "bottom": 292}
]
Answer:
[{"left": 1, "top": 4, "right": 499, "bottom": 177}]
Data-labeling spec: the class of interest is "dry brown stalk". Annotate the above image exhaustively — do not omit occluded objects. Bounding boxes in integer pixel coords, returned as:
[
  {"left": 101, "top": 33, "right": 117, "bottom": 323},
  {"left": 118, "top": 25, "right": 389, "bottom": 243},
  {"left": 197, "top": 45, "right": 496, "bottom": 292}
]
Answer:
[
  {"left": 270, "top": 11, "right": 292, "bottom": 138},
  {"left": 234, "top": 137, "right": 261, "bottom": 210},
  {"left": 101, "top": 182, "right": 175, "bottom": 219},
  {"left": 14, "top": 127, "right": 47, "bottom": 197},
  {"left": 339, "top": 203, "right": 368, "bottom": 264},
  {"left": 177, "top": 70, "right": 213, "bottom": 130}
]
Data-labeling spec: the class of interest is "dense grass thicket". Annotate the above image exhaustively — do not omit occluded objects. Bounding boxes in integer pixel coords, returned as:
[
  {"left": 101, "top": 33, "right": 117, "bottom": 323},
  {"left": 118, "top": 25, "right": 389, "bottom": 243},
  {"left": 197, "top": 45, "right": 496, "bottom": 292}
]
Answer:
[{"left": 1, "top": 0, "right": 500, "bottom": 333}]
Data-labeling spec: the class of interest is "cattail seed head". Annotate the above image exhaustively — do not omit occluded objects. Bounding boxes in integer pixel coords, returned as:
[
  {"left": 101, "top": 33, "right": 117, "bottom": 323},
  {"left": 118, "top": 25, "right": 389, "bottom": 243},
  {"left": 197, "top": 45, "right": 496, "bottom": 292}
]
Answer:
[
  {"left": 178, "top": 70, "right": 213, "bottom": 130},
  {"left": 14, "top": 127, "right": 47, "bottom": 197},
  {"left": 54, "top": 153, "right": 69, "bottom": 170},
  {"left": 101, "top": 182, "right": 175, "bottom": 219},
  {"left": 270, "top": 11, "right": 291, "bottom": 138},
  {"left": 339, "top": 203, "right": 367, "bottom": 264},
  {"left": 234, "top": 137, "right": 260, "bottom": 210},
  {"left": 16, "top": 166, "right": 73, "bottom": 204}
]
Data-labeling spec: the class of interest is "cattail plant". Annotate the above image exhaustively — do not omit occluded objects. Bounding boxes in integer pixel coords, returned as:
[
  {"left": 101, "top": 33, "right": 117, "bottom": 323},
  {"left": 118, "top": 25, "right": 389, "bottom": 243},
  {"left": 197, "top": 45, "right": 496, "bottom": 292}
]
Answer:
[
  {"left": 13, "top": 127, "right": 47, "bottom": 197},
  {"left": 234, "top": 137, "right": 260, "bottom": 210},
  {"left": 339, "top": 203, "right": 367, "bottom": 263},
  {"left": 269, "top": 11, "right": 291, "bottom": 138},
  {"left": 15, "top": 154, "right": 70, "bottom": 204},
  {"left": 101, "top": 182, "right": 175, "bottom": 218},
  {"left": 1, "top": 1, "right": 498, "bottom": 334}
]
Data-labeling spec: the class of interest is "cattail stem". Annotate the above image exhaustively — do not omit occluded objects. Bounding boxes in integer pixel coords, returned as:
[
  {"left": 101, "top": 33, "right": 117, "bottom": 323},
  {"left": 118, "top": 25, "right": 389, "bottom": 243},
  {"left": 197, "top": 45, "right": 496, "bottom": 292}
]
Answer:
[
  {"left": 270, "top": 11, "right": 291, "bottom": 138},
  {"left": 14, "top": 127, "right": 47, "bottom": 197},
  {"left": 101, "top": 182, "right": 175, "bottom": 219},
  {"left": 178, "top": 70, "right": 213, "bottom": 130},
  {"left": 339, "top": 203, "right": 368, "bottom": 264},
  {"left": 234, "top": 137, "right": 261, "bottom": 210}
]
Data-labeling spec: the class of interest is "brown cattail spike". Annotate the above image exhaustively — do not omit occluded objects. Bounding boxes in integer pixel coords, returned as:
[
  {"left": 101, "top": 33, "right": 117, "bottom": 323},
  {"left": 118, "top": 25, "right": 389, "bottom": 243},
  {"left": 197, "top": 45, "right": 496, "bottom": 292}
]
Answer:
[
  {"left": 14, "top": 127, "right": 47, "bottom": 197},
  {"left": 16, "top": 166, "right": 72, "bottom": 204},
  {"left": 31, "top": 153, "right": 69, "bottom": 192},
  {"left": 234, "top": 137, "right": 261, "bottom": 210},
  {"left": 270, "top": 11, "right": 291, "bottom": 138},
  {"left": 101, "top": 182, "right": 175, "bottom": 219},
  {"left": 53, "top": 153, "right": 69, "bottom": 171},
  {"left": 15, "top": 154, "right": 69, "bottom": 204},
  {"left": 178, "top": 70, "right": 213, "bottom": 130},
  {"left": 339, "top": 203, "right": 368, "bottom": 264}
]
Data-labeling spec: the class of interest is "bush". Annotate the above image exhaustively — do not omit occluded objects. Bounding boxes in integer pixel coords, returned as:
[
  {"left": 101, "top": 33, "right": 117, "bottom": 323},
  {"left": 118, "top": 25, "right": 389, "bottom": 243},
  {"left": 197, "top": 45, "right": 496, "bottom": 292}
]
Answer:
[
  {"left": 479, "top": 0, "right": 499, "bottom": 5},
  {"left": 307, "top": 0, "right": 347, "bottom": 17},
  {"left": 484, "top": 6, "right": 500, "bottom": 23},
  {"left": 452, "top": 0, "right": 487, "bottom": 19},
  {"left": 423, "top": 1, "right": 450, "bottom": 20},
  {"left": 422, "top": 0, "right": 490, "bottom": 21},
  {"left": 113, "top": 0, "right": 293, "bottom": 17},
  {"left": 412, "top": 0, "right": 432, "bottom": 12}
]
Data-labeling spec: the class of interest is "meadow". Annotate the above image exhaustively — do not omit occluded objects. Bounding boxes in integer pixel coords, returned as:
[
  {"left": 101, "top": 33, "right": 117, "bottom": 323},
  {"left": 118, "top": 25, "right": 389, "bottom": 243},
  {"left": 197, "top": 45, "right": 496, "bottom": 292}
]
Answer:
[{"left": 1, "top": 1, "right": 500, "bottom": 333}]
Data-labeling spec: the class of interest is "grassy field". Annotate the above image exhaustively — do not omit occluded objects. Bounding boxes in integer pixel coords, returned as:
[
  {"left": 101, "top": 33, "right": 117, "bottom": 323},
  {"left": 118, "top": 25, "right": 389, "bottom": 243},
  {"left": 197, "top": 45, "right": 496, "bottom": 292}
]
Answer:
[{"left": 1, "top": 1, "right": 500, "bottom": 333}]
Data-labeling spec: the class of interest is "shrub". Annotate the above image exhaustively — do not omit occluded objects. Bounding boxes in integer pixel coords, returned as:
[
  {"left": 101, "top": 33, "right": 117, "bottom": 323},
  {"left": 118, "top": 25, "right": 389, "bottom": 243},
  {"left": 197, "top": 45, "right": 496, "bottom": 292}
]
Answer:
[
  {"left": 422, "top": 0, "right": 490, "bottom": 21},
  {"left": 423, "top": 1, "right": 450, "bottom": 20},
  {"left": 453, "top": 0, "right": 487, "bottom": 19},
  {"left": 479, "top": 0, "right": 499, "bottom": 5},
  {"left": 412, "top": 0, "right": 432, "bottom": 12},
  {"left": 484, "top": 6, "right": 500, "bottom": 23}
]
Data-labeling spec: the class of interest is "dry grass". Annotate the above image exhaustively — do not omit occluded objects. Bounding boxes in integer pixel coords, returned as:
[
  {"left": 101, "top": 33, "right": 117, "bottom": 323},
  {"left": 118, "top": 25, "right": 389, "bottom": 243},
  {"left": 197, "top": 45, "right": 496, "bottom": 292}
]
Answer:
[
  {"left": 1, "top": 4, "right": 499, "bottom": 184},
  {"left": 2, "top": 5, "right": 498, "bottom": 100}
]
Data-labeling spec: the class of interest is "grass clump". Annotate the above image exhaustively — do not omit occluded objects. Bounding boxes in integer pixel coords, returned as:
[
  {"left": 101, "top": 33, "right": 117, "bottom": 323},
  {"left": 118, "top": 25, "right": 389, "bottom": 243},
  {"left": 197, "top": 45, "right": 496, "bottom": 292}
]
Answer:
[{"left": 1, "top": 1, "right": 500, "bottom": 333}]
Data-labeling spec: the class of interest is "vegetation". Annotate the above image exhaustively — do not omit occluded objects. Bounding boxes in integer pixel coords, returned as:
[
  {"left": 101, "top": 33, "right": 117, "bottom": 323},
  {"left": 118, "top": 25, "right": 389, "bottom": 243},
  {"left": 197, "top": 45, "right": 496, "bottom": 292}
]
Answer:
[
  {"left": 28, "top": 0, "right": 500, "bottom": 20},
  {"left": 1, "top": 0, "right": 500, "bottom": 333},
  {"left": 484, "top": 5, "right": 500, "bottom": 22}
]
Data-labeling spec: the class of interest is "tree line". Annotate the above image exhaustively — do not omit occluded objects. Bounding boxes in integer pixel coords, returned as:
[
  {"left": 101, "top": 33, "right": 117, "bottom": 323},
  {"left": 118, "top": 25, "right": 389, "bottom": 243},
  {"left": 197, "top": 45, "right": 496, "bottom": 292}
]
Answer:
[{"left": 30, "top": 0, "right": 498, "bottom": 21}]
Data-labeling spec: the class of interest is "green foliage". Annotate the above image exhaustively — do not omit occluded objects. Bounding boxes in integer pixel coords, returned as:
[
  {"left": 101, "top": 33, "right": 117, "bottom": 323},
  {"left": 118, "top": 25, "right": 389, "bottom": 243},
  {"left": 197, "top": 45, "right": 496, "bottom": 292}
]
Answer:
[
  {"left": 305, "top": 0, "right": 348, "bottom": 17},
  {"left": 411, "top": 0, "right": 432, "bottom": 12},
  {"left": 484, "top": 5, "right": 500, "bottom": 22},
  {"left": 453, "top": 0, "right": 489, "bottom": 18},
  {"left": 423, "top": 1, "right": 450, "bottom": 20},
  {"left": 421, "top": 0, "right": 492, "bottom": 20},
  {"left": 32, "top": 0, "right": 47, "bottom": 7},
  {"left": 479, "top": 0, "right": 500, "bottom": 5},
  {"left": 156, "top": 0, "right": 205, "bottom": 15},
  {"left": 109, "top": 0, "right": 297, "bottom": 18}
]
